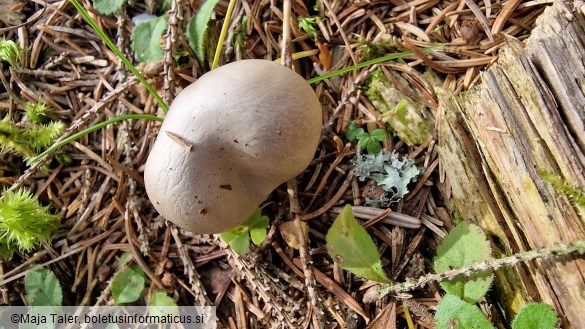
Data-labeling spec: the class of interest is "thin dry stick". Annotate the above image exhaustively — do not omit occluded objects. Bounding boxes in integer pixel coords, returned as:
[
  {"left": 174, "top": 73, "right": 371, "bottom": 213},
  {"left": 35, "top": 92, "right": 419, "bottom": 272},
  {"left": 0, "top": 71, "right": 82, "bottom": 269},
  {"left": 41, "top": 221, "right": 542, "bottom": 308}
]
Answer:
[
  {"left": 321, "top": 0, "right": 358, "bottom": 66},
  {"left": 279, "top": 0, "right": 326, "bottom": 325},
  {"left": 280, "top": 0, "right": 292, "bottom": 67},
  {"left": 223, "top": 243, "right": 298, "bottom": 327},
  {"left": 387, "top": 240, "right": 585, "bottom": 294},
  {"left": 170, "top": 227, "right": 211, "bottom": 306},
  {"left": 289, "top": 180, "right": 327, "bottom": 328},
  {"left": 163, "top": 0, "right": 183, "bottom": 104}
]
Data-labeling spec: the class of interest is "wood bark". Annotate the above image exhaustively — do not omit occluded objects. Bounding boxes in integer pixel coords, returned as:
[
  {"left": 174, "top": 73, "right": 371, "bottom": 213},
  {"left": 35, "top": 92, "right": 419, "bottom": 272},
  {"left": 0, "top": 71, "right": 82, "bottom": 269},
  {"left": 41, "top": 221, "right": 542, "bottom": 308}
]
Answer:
[{"left": 438, "top": 1, "right": 585, "bottom": 327}]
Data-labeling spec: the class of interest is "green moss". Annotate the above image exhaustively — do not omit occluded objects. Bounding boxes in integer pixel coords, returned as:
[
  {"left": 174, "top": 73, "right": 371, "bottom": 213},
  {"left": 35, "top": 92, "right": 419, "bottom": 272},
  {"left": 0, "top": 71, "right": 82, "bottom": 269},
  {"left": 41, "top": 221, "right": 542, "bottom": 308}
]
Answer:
[
  {"left": 363, "top": 68, "right": 435, "bottom": 146},
  {"left": 0, "top": 189, "right": 61, "bottom": 259}
]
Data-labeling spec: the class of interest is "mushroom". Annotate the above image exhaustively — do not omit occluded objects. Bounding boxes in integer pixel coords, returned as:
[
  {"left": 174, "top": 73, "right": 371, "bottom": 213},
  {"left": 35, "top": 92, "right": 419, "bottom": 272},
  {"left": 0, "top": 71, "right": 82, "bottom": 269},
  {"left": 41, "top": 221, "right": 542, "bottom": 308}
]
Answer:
[{"left": 144, "top": 59, "right": 322, "bottom": 234}]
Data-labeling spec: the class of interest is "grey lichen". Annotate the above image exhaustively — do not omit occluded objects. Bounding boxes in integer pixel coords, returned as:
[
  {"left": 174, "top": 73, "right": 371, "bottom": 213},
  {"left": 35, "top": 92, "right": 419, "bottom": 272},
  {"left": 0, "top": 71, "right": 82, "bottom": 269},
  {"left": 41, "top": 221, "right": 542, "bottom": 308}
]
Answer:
[{"left": 354, "top": 151, "right": 422, "bottom": 207}]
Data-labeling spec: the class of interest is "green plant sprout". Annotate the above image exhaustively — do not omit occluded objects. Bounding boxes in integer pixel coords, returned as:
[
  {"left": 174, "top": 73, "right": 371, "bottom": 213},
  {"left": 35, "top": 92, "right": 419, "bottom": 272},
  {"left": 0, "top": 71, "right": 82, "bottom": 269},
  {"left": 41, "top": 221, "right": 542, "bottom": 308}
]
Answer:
[
  {"left": 346, "top": 121, "right": 386, "bottom": 154},
  {"left": 28, "top": 114, "right": 163, "bottom": 165},
  {"left": 24, "top": 101, "right": 52, "bottom": 124},
  {"left": 298, "top": 16, "right": 320, "bottom": 38},
  {"left": 0, "top": 39, "right": 24, "bottom": 66},
  {"left": 307, "top": 44, "right": 445, "bottom": 85},
  {"left": 220, "top": 208, "right": 270, "bottom": 253},
  {"left": 92, "top": 0, "right": 125, "bottom": 15},
  {"left": 324, "top": 208, "right": 567, "bottom": 327},
  {"left": 0, "top": 189, "right": 61, "bottom": 259}
]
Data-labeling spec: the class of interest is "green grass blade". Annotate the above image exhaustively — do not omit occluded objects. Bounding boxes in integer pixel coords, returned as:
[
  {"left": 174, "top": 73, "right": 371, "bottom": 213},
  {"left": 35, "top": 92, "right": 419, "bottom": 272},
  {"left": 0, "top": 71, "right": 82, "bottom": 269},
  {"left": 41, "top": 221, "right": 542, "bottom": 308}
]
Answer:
[
  {"left": 211, "top": 0, "right": 236, "bottom": 69},
  {"left": 307, "top": 44, "right": 445, "bottom": 84},
  {"left": 28, "top": 114, "right": 163, "bottom": 165},
  {"left": 69, "top": 0, "right": 169, "bottom": 113}
]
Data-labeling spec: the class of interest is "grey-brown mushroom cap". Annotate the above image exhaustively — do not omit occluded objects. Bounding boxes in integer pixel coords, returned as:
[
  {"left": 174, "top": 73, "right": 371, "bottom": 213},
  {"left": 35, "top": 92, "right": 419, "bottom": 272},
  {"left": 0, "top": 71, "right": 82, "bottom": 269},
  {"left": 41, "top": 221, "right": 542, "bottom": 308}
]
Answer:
[{"left": 144, "top": 59, "right": 322, "bottom": 234}]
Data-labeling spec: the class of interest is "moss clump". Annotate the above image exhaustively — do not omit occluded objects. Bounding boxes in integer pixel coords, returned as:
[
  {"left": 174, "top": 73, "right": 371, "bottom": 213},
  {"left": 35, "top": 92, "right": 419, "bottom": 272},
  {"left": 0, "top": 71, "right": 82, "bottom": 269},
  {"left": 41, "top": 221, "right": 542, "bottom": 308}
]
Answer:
[{"left": 363, "top": 68, "right": 435, "bottom": 146}]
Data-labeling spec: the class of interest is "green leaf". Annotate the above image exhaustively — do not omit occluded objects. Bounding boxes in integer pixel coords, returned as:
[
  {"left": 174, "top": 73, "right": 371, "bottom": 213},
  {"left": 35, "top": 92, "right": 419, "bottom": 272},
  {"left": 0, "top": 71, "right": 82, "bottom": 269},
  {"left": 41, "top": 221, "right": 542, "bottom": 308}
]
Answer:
[
  {"left": 512, "top": 303, "right": 558, "bottom": 329},
  {"left": 366, "top": 140, "right": 382, "bottom": 154},
  {"left": 345, "top": 121, "right": 364, "bottom": 141},
  {"left": 131, "top": 16, "right": 168, "bottom": 63},
  {"left": 434, "top": 223, "right": 494, "bottom": 303},
  {"left": 370, "top": 129, "right": 386, "bottom": 142},
  {"left": 435, "top": 294, "right": 494, "bottom": 329},
  {"left": 112, "top": 260, "right": 146, "bottom": 304},
  {"left": 187, "top": 0, "right": 220, "bottom": 63},
  {"left": 24, "top": 267, "right": 63, "bottom": 306},
  {"left": 243, "top": 209, "right": 269, "bottom": 230},
  {"left": 250, "top": 228, "right": 267, "bottom": 245},
  {"left": 223, "top": 230, "right": 250, "bottom": 253},
  {"left": 326, "top": 205, "right": 390, "bottom": 283},
  {"left": 92, "top": 0, "right": 125, "bottom": 15},
  {"left": 148, "top": 291, "right": 178, "bottom": 317},
  {"left": 220, "top": 209, "right": 270, "bottom": 252},
  {"left": 393, "top": 99, "right": 408, "bottom": 125}
]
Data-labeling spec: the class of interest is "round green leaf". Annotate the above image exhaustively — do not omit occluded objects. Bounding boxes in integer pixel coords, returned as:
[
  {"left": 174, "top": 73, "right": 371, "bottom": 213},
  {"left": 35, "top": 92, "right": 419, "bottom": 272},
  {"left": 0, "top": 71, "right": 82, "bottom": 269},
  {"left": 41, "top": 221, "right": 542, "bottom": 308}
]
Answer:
[
  {"left": 112, "top": 266, "right": 145, "bottom": 304},
  {"left": 512, "top": 303, "right": 558, "bottom": 329},
  {"left": 434, "top": 223, "right": 494, "bottom": 303},
  {"left": 131, "top": 16, "right": 168, "bottom": 63},
  {"left": 25, "top": 267, "right": 63, "bottom": 306},
  {"left": 370, "top": 129, "right": 387, "bottom": 142},
  {"left": 93, "top": 0, "right": 125, "bottom": 15},
  {"left": 435, "top": 294, "right": 495, "bottom": 329}
]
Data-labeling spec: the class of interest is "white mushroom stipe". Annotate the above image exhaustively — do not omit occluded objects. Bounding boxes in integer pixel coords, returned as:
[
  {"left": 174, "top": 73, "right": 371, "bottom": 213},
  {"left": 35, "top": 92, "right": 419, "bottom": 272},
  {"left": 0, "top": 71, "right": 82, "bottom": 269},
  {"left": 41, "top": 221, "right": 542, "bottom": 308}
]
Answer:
[{"left": 144, "top": 59, "right": 322, "bottom": 234}]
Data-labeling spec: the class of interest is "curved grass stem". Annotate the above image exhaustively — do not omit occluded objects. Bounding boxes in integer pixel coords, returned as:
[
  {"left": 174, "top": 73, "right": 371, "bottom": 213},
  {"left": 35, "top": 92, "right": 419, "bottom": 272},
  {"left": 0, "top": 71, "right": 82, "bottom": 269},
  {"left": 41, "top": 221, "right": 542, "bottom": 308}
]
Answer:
[
  {"left": 69, "top": 0, "right": 169, "bottom": 113},
  {"left": 29, "top": 114, "right": 163, "bottom": 165}
]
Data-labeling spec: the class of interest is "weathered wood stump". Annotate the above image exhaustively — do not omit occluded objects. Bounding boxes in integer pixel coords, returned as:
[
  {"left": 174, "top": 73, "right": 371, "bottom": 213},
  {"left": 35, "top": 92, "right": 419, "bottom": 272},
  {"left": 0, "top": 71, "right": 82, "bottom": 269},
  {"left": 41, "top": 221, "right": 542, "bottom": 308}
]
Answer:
[{"left": 438, "top": 1, "right": 585, "bottom": 327}]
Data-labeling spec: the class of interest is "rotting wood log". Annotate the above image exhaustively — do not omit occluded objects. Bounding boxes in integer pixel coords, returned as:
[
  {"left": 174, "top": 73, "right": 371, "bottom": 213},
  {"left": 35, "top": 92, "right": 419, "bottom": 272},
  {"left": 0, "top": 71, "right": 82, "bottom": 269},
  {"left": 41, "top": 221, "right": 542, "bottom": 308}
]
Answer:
[{"left": 438, "top": 0, "right": 585, "bottom": 327}]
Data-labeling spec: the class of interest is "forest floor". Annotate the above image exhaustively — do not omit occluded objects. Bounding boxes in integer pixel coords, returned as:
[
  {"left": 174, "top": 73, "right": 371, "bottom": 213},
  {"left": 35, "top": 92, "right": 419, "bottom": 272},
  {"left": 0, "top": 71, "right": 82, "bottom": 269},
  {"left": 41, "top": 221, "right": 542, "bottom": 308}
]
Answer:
[{"left": 0, "top": 0, "right": 550, "bottom": 327}]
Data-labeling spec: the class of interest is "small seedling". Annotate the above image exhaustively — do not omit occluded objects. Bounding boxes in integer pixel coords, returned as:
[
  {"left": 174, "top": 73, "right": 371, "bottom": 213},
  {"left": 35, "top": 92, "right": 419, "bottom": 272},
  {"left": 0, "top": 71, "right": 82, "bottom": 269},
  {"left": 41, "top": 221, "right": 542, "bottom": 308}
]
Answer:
[
  {"left": 298, "top": 16, "right": 320, "bottom": 38},
  {"left": 0, "top": 189, "right": 61, "bottom": 259},
  {"left": 434, "top": 223, "right": 494, "bottom": 304},
  {"left": 345, "top": 121, "right": 386, "bottom": 154},
  {"left": 220, "top": 208, "right": 270, "bottom": 253},
  {"left": 326, "top": 205, "right": 390, "bottom": 283},
  {"left": 148, "top": 291, "right": 178, "bottom": 317}
]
